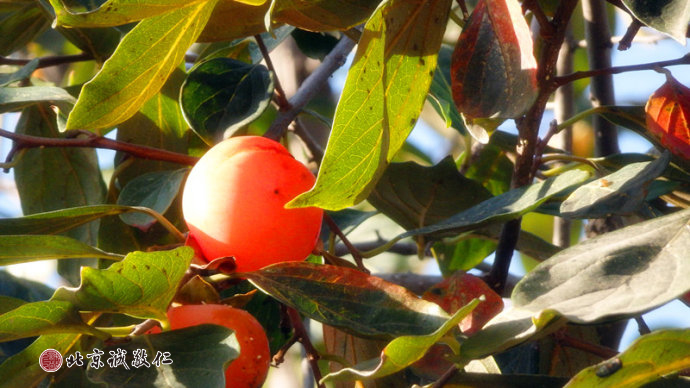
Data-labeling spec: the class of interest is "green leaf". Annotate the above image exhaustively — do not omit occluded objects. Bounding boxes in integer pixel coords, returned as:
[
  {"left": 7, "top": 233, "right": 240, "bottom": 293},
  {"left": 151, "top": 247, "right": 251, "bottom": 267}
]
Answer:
[
  {"left": 368, "top": 157, "right": 492, "bottom": 231},
  {"left": 87, "top": 325, "right": 239, "bottom": 387},
  {"left": 0, "top": 272, "right": 54, "bottom": 303},
  {"left": 52, "top": 247, "right": 193, "bottom": 320},
  {"left": 274, "top": 0, "right": 379, "bottom": 31},
  {"left": 447, "top": 373, "right": 569, "bottom": 387},
  {"left": 0, "top": 3, "right": 50, "bottom": 56},
  {"left": 115, "top": 65, "right": 190, "bottom": 187},
  {"left": 397, "top": 169, "right": 592, "bottom": 240},
  {"left": 560, "top": 152, "right": 671, "bottom": 219},
  {"left": 0, "top": 235, "right": 122, "bottom": 266},
  {"left": 0, "top": 87, "right": 75, "bottom": 113},
  {"left": 180, "top": 58, "right": 274, "bottom": 144},
  {"left": 464, "top": 132, "right": 514, "bottom": 195},
  {"left": 566, "top": 329, "right": 690, "bottom": 388},
  {"left": 622, "top": 0, "right": 690, "bottom": 43},
  {"left": 65, "top": 0, "right": 218, "bottom": 133},
  {"left": 513, "top": 209, "right": 690, "bottom": 323},
  {"left": 244, "top": 262, "right": 449, "bottom": 339},
  {"left": 427, "top": 44, "right": 466, "bottom": 134},
  {"left": 288, "top": 0, "right": 452, "bottom": 211},
  {"left": 460, "top": 308, "right": 567, "bottom": 362},
  {"left": 49, "top": 0, "right": 196, "bottom": 27},
  {"left": 322, "top": 298, "right": 480, "bottom": 382},
  {"left": 0, "top": 297, "right": 26, "bottom": 315},
  {"left": 0, "top": 333, "right": 80, "bottom": 388},
  {"left": 0, "top": 204, "right": 154, "bottom": 235},
  {"left": 56, "top": 25, "right": 122, "bottom": 63},
  {"left": 292, "top": 29, "right": 339, "bottom": 61},
  {"left": 0, "top": 300, "right": 106, "bottom": 342},
  {"left": 117, "top": 169, "right": 188, "bottom": 230},
  {"left": 0, "top": 59, "right": 38, "bottom": 87},
  {"left": 197, "top": 0, "right": 270, "bottom": 42},
  {"left": 14, "top": 104, "right": 106, "bottom": 285}
]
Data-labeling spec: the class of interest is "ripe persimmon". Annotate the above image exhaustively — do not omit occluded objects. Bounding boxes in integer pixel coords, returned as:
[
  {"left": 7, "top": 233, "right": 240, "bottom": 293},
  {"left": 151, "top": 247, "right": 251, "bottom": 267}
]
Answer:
[
  {"left": 168, "top": 304, "right": 271, "bottom": 388},
  {"left": 182, "top": 136, "right": 323, "bottom": 272}
]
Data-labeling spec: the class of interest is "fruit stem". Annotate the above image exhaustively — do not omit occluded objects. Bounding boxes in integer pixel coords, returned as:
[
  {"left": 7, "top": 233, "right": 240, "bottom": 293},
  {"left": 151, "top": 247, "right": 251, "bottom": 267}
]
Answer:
[{"left": 132, "top": 206, "right": 186, "bottom": 242}]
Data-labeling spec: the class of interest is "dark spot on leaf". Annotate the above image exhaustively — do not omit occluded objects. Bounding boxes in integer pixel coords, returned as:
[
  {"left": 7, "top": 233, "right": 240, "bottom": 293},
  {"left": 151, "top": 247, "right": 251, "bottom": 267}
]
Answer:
[
  {"left": 595, "top": 358, "right": 622, "bottom": 377},
  {"left": 410, "top": 118, "right": 416, "bottom": 125},
  {"left": 419, "top": 58, "right": 425, "bottom": 66},
  {"left": 145, "top": 265, "right": 151, "bottom": 270},
  {"left": 116, "top": 268, "right": 122, "bottom": 274}
]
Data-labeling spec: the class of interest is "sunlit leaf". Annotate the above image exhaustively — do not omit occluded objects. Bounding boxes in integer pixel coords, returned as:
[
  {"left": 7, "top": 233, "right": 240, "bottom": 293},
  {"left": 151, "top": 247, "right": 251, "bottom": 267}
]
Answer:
[
  {"left": 244, "top": 262, "right": 449, "bottom": 339},
  {"left": 560, "top": 151, "right": 670, "bottom": 219},
  {"left": 52, "top": 247, "right": 193, "bottom": 320},
  {"left": 88, "top": 325, "right": 239, "bottom": 387},
  {"left": 0, "top": 333, "right": 80, "bottom": 387},
  {"left": 49, "top": 0, "right": 197, "bottom": 27},
  {"left": 180, "top": 58, "right": 273, "bottom": 144},
  {"left": 274, "top": 0, "right": 379, "bottom": 31},
  {"left": 566, "top": 329, "right": 690, "bottom": 388},
  {"left": 0, "top": 235, "right": 122, "bottom": 266},
  {"left": 322, "top": 299, "right": 479, "bottom": 382},
  {"left": 513, "top": 209, "right": 690, "bottom": 323},
  {"left": 65, "top": 0, "right": 218, "bottom": 133},
  {"left": 0, "top": 300, "right": 106, "bottom": 342},
  {"left": 645, "top": 71, "right": 690, "bottom": 161},
  {"left": 289, "top": 0, "right": 452, "bottom": 210}
]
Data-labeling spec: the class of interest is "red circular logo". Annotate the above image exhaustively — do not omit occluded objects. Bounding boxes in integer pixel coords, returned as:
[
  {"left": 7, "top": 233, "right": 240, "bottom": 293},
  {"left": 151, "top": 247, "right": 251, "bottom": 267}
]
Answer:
[{"left": 39, "top": 349, "right": 63, "bottom": 372}]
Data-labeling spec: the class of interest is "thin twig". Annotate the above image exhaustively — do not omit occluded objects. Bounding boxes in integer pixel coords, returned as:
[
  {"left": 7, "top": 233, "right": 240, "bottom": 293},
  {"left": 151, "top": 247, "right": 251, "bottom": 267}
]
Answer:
[
  {"left": 254, "top": 34, "right": 290, "bottom": 111},
  {"left": 455, "top": 0, "right": 469, "bottom": 20},
  {"left": 556, "top": 332, "right": 618, "bottom": 359},
  {"left": 265, "top": 36, "right": 356, "bottom": 140},
  {"left": 553, "top": 53, "right": 690, "bottom": 87},
  {"left": 0, "top": 128, "right": 199, "bottom": 167},
  {"left": 324, "top": 214, "right": 368, "bottom": 273},
  {"left": 634, "top": 316, "right": 651, "bottom": 335},
  {"left": 432, "top": 365, "right": 460, "bottom": 388},
  {"left": 523, "top": 0, "right": 555, "bottom": 38},
  {"left": 286, "top": 307, "right": 324, "bottom": 388},
  {"left": 618, "top": 19, "right": 643, "bottom": 51},
  {"left": 0, "top": 53, "right": 93, "bottom": 69}
]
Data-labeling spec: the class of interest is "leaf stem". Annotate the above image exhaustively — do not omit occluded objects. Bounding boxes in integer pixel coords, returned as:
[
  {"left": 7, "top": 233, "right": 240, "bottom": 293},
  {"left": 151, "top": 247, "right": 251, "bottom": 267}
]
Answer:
[
  {"left": 132, "top": 206, "right": 186, "bottom": 242},
  {"left": 96, "top": 325, "right": 138, "bottom": 337},
  {"left": 254, "top": 34, "right": 290, "bottom": 111},
  {"left": 324, "top": 214, "right": 368, "bottom": 273}
]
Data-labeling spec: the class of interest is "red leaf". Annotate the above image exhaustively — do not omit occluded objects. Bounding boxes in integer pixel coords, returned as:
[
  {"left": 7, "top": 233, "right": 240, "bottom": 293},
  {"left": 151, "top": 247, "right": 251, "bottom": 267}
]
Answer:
[
  {"left": 451, "top": 0, "right": 537, "bottom": 121},
  {"left": 645, "top": 71, "right": 690, "bottom": 160},
  {"left": 422, "top": 271, "right": 503, "bottom": 335}
]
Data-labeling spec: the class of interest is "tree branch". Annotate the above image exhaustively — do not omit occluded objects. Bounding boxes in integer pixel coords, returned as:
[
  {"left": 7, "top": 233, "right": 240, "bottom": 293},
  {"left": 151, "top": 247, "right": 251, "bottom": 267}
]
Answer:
[
  {"left": 255, "top": 34, "right": 291, "bottom": 111},
  {"left": 0, "top": 128, "right": 199, "bottom": 167},
  {"left": 490, "top": 0, "right": 580, "bottom": 294},
  {"left": 265, "top": 35, "right": 356, "bottom": 140},
  {"left": 0, "top": 53, "right": 94, "bottom": 69},
  {"left": 553, "top": 53, "right": 690, "bottom": 87},
  {"left": 286, "top": 307, "right": 324, "bottom": 388}
]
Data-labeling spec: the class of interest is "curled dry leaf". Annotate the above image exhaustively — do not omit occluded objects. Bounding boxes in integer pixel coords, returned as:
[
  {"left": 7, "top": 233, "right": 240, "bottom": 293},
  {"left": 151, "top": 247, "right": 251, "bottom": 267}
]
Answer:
[
  {"left": 645, "top": 70, "right": 690, "bottom": 160},
  {"left": 451, "top": 0, "right": 538, "bottom": 141}
]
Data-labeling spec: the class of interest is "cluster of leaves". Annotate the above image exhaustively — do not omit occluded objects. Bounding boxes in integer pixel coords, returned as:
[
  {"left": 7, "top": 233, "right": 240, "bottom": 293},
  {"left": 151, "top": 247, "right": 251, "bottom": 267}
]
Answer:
[{"left": 1, "top": 0, "right": 690, "bottom": 387}]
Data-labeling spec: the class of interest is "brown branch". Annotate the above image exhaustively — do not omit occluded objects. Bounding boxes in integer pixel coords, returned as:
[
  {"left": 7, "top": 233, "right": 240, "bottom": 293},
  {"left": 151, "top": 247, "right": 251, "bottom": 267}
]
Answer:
[
  {"left": 490, "top": 0, "right": 580, "bottom": 295},
  {"left": 0, "top": 53, "right": 94, "bottom": 69},
  {"left": 618, "top": 19, "right": 643, "bottom": 51},
  {"left": 265, "top": 36, "right": 356, "bottom": 140},
  {"left": 255, "top": 34, "right": 291, "bottom": 112},
  {"left": 553, "top": 53, "right": 690, "bottom": 87},
  {"left": 431, "top": 365, "right": 460, "bottom": 388},
  {"left": 522, "top": 0, "right": 555, "bottom": 38},
  {"left": 324, "top": 214, "right": 369, "bottom": 273},
  {"left": 286, "top": 307, "right": 324, "bottom": 388},
  {"left": 0, "top": 128, "right": 199, "bottom": 167},
  {"left": 556, "top": 332, "right": 618, "bottom": 359}
]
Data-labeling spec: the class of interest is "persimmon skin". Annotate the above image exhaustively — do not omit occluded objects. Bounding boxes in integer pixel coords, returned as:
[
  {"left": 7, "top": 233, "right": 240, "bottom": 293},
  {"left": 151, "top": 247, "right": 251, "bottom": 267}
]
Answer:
[
  {"left": 168, "top": 304, "right": 271, "bottom": 388},
  {"left": 182, "top": 136, "right": 323, "bottom": 272}
]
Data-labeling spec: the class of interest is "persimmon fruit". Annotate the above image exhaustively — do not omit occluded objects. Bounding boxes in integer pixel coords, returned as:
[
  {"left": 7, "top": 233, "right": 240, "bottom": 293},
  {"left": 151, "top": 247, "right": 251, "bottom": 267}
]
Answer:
[
  {"left": 182, "top": 136, "right": 323, "bottom": 272},
  {"left": 167, "top": 304, "right": 271, "bottom": 388}
]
